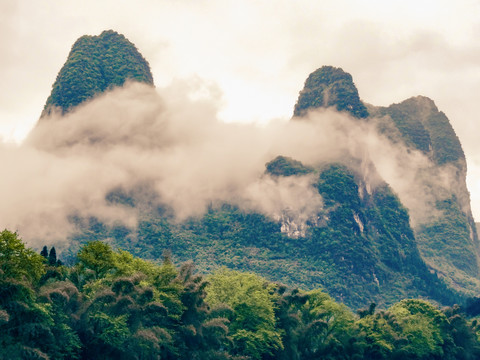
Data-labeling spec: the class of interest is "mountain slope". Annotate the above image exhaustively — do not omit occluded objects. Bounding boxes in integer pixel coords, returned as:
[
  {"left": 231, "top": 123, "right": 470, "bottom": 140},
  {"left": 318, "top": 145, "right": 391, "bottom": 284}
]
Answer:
[
  {"left": 373, "top": 97, "right": 480, "bottom": 290},
  {"left": 295, "top": 65, "right": 480, "bottom": 294},
  {"left": 68, "top": 161, "right": 459, "bottom": 308}
]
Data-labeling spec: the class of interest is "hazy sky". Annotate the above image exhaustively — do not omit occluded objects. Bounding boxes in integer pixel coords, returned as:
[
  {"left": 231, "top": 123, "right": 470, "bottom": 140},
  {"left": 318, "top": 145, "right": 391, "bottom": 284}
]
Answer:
[{"left": 2, "top": 0, "right": 480, "bottom": 218}]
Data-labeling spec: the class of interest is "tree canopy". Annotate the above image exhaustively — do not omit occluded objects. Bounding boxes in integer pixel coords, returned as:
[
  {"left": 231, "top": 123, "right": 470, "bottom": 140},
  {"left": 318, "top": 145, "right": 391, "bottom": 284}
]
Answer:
[{"left": 1, "top": 231, "right": 480, "bottom": 359}]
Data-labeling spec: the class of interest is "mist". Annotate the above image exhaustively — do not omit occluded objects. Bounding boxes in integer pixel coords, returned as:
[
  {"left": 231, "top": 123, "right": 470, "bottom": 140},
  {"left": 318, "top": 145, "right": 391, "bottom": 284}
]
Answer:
[{"left": 2, "top": 80, "right": 456, "bottom": 248}]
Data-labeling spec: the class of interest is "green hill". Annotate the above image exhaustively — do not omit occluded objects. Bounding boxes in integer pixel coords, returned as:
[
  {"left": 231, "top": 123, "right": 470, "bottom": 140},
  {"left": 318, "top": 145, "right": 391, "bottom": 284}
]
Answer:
[{"left": 42, "top": 30, "right": 153, "bottom": 116}]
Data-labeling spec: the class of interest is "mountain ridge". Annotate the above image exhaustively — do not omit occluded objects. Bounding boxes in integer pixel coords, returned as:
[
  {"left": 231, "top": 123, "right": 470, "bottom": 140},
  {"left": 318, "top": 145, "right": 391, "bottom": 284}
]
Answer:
[{"left": 30, "top": 32, "right": 480, "bottom": 307}]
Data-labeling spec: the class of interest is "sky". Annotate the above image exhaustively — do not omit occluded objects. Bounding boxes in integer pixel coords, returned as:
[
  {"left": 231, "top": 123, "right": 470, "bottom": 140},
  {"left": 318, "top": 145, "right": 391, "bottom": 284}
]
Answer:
[{"left": 2, "top": 0, "right": 480, "bottom": 218}]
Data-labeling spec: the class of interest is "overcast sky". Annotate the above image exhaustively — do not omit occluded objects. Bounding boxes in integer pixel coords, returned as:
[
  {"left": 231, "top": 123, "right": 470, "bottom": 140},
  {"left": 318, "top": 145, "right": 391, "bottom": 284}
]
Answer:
[{"left": 2, "top": 0, "right": 480, "bottom": 218}]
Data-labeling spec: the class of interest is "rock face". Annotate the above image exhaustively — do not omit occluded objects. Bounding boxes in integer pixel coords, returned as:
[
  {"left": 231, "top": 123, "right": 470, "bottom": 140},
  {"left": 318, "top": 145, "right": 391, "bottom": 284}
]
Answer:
[{"left": 42, "top": 30, "right": 153, "bottom": 116}]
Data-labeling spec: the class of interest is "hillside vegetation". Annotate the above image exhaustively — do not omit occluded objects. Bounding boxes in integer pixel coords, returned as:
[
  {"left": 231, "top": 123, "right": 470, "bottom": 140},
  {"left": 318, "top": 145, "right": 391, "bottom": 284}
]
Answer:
[
  {"left": 293, "top": 66, "right": 480, "bottom": 295},
  {"left": 66, "top": 160, "right": 460, "bottom": 309},
  {"left": 42, "top": 30, "right": 153, "bottom": 116}
]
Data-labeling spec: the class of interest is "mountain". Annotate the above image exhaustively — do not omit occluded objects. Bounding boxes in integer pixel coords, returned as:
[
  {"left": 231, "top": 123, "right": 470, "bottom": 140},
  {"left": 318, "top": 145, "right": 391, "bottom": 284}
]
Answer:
[
  {"left": 295, "top": 65, "right": 480, "bottom": 295},
  {"left": 31, "top": 32, "right": 479, "bottom": 308},
  {"left": 374, "top": 97, "right": 480, "bottom": 291},
  {"left": 41, "top": 30, "right": 153, "bottom": 117}
]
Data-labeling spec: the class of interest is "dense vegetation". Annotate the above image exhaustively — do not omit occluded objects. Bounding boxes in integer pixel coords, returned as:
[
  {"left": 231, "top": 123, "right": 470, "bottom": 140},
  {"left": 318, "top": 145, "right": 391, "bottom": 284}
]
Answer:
[
  {"left": 2, "top": 230, "right": 480, "bottom": 360},
  {"left": 64, "top": 162, "right": 461, "bottom": 309},
  {"left": 377, "top": 96, "right": 465, "bottom": 166},
  {"left": 293, "top": 66, "right": 369, "bottom": 119},
  {"left": 378, "top": 100, "right": 433, "bottom": 153},
  {"left": 265, "top": 156, "right": 314, "bottom": 177},
  {"left": 42, "top": 30, "right": 153, "bottom": 116}
]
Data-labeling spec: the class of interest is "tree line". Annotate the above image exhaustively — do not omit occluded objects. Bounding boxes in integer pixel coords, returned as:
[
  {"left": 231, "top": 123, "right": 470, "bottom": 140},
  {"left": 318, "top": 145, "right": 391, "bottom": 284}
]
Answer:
[{"left": 1, "top": 229, "right": 480, "bottom": 359}]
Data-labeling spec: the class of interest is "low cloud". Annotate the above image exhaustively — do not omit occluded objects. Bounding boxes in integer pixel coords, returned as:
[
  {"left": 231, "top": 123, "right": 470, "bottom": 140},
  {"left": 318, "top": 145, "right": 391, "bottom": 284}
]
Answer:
[{"left": 0, "top": 80, "right": 458, "bottom": 248}]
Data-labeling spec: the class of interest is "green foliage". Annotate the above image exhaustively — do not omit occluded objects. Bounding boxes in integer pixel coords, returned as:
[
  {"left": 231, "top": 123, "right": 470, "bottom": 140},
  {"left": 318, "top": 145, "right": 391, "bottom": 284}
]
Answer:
[
  {"left": 77, "top": 272, "right": 175, "bottom": 359},
  {"left": 368, "top": 185, "right": 417, "bottom": 270},
  {"left": 0, "top": 229, "right": 45, "bottom": 284},
  {"left": 388, "top": 299, "right": 446, "bottom": 358},
  {"left": 293, "top": 66, "right": 369, "bottom": 118},
  {"left": 377, "top": 96, "right": 477, "bottom": 295},
  {"left": 417, "top": 196, "right": 478, "bottom": 277},
  {"left": 296, "top": 289, "right": 355, "bottom": 358},
  {"left": 265, "top": 156, "right": 314, "bottom": 177},
  {"left": 206, "top": 269, "right": 283, "bottom": 359},
  {"left": 1, "top": 233, "right": 480, "bottom": 359},
  {"left": 0, "top": 231, "right": 78, "bottom": 359},
  {"left": 40, "top": 246, "right": 48, "bottom": 259},
  {"left": 381, "top": 102, "right": 432, "bottom": 153},
  {"left": 48, "top": 247, "right": 57, "bottom": 266},
  {"left": 67, "top": 161, "right": 461, "bottom": 309},
  {"left": 43, "top": 30, "right": 154, "bottom": 115},
  {"left": 426, "top": 111, "right": 464, "bottom": 165},
  {"left": 76, "top": 240, "right": 116, "bottom": 280},
  {"left": 353, "top": 299, "right": 480, "bottom": 359},
  {"left": 380, "top": 96, "right": 465, "bottom": 166},
  {"left": 38, "top": 281, "right": 82, "bottom": 359},
  {"left": 316, "top": 163, "right": 360, "bottom": 208}
]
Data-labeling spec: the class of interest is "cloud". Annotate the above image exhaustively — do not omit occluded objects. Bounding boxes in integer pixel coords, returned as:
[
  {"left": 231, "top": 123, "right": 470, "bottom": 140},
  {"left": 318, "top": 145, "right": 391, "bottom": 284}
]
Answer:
[
  {"left": 3, "top": 1, "right": 480, "bottom": 212},
  {"left": 0, "top": 79, "right": 458, "bottom": 249}
]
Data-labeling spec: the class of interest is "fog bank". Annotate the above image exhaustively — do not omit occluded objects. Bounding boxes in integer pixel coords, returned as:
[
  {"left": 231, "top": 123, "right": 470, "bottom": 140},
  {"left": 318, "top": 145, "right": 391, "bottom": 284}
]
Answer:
[{"left": 1, "top": 81, "right": 456, "bottom": 246}]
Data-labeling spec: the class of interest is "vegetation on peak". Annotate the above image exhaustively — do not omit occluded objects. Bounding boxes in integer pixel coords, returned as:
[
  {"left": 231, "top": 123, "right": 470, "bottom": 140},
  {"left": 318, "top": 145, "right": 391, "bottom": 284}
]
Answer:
[
  {"left": 265, "top": 155, "right": 314, "bottom": 177},
  {"left": 42, "top": 30, "right": 154, "bottom": 116},
  {"left": 30, "top": 43, "right": 480, "bottom": 335},
  {"left": 378, "top": 96, "right": 465, "bottom": 166},
  {"left": 293, "top": 66, "right": 369, "bottom": 119}
]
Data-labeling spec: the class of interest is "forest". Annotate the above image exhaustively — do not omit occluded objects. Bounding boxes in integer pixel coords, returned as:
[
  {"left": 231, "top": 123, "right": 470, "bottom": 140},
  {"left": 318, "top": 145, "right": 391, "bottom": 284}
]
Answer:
[{"left": 2, "top": 229, "right": 480, "bottom": 360}]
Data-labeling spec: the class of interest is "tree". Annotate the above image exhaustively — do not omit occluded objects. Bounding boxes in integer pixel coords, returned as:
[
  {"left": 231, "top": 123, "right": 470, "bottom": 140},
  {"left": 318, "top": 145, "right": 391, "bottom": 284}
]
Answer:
[
  {"left": 76, "top": 241, "right": 116, "bottom": 281},
  {"left": 206, "top": 269, "right": 283, "bottom": 359},
  {"left": 41, "top": 246, "right": 49, "bottom": 259},
  {"left": 297, "top": 289, "right": 355, "bottom": 359},
  {"left": 0, "top": 229, "right": 45, "bottom": 284},
  {"left": 48, "top": 247, "right": 57, "bottom": 266},
  {"left": 388, "top": 299, "right": 446, "bottom": 358},
  {"left": 0, "top": 231, "right": 54, "bottom": 359},
  {"left": 42, "top": 30, "right": 154, "bottom": 116},
  {"left": 441, "top": 305, "right": 480, "bottom": 359},
  {"left": 38, "top": 281, "right": 82, "bottom": 359}
]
